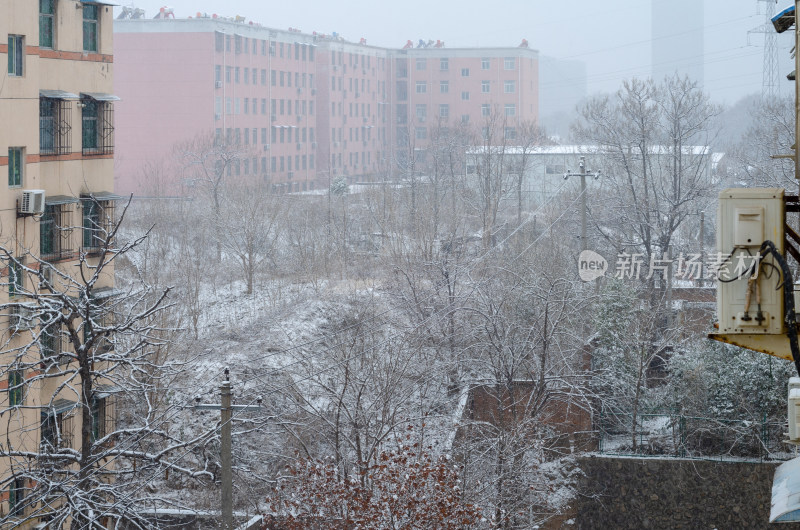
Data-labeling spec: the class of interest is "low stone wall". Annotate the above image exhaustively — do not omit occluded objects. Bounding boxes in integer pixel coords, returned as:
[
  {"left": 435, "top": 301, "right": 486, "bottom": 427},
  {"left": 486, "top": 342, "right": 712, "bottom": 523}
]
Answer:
[{"left": 577, "top": 455, "right": 800, "bottom": 529}]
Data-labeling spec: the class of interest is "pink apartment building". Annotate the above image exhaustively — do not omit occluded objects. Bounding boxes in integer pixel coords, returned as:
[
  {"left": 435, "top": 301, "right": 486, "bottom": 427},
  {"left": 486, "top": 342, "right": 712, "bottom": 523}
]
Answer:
[{"left": 113, "top": 15, "right": 538, "bottom": 195}]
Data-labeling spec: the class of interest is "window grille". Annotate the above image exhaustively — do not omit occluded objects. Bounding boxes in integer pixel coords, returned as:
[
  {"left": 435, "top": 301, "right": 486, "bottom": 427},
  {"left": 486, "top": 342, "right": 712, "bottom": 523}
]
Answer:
[{"left": 40, "top": 98, "right": 72, "bottom": 156}]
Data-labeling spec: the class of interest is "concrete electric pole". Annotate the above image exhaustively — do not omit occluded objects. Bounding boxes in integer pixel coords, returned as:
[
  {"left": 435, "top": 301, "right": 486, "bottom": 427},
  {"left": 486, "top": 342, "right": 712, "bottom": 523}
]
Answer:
[
  {"left": 193, "top": 369, "right": 261, "bottom": 529},
  {"left": 564, "top": 155, "right": 600, "bottom": 251}
]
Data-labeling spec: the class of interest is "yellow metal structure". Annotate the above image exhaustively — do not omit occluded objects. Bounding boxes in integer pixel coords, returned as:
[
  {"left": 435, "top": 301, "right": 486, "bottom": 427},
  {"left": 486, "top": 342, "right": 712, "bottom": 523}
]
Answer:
[{"left": 709, "top": 331, "right": 798, "bottom": 361}]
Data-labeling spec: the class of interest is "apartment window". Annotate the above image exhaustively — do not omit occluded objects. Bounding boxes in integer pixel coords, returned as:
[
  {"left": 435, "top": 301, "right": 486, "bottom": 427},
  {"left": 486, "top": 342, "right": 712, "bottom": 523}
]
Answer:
[
  {"left": 7, "top": 35, "right": 24, "bottom": 76},
  {"left": 440, "top": 80, "right": 449, "bottom": 94},
  {"left": 40, "top": 203, "right": 72, "bottom": 261},
  {"left": 545, "top": 164, "right": 567, "bottom": 175},
  {"left": 261, "top": 69, "right": 266, "bottom": 85},
  {"left": 40, "top": 0, "right": 55, "bottom": 49},
  {"left": 440, "top": 58, "right": 449, "bottom": 71},
  {"left": 215, "top": 65, "right": 222, "bottom": 83},
  {"left": 481, "top": 127, "right": 489, "bottom": 140},
  {"left": 8, "top": 477, "right": 24, "bottom": 517},
  {"left": 415, "top": 81, "right": 427, "bottom": 94},
  {"left": 461, "top": 68, "right": 470, "bottom": 77},
  {"left": 481, "top": 80, "right": 490, "bottom": 93},
  {"left": 415, "top": 127, "right": 427, "bottom": 140},
  {"left": 91, "top": 396, "right": 108, "bottom": 441},
  {"left": 504, "top": 103, "right": 516, "bottom": 116},
  {"left": 40, "top": 320, "right": 62, "bottom": 359},
  {"left": 481, "top": 104, "right": 491, "bottom": 117},
  {"left": 416, "top": 58, "right": 427, "bottom": 70},
  {"left": 81, "top": 96, "right": 115, "bottom": 155},
  {"left": 226, "top": 66, "right": 231, "bottom": 83},
  {"left": 83, "top": 4, "right": 98, "bottom": 53},
  {"left": 235, "top": 67, "right": 240, "bottom": 83},
  {"left": 504, "top": 80, "right": 516, "bottom": 94},
  {"left": 504, "top": 127, "right": 517, "bottom": 140},
  {"left": 261, "top": 99, "right": 267, "bottom": 115},
  {"left": 41, "top": 404, "right": 76, "bottom": 449},
  {"left": 415, "top": 104, "right": 427, "bottom": 122},
  {"left": 481, "top": 58, "right": 490, "bottom": 70},
  {"left": 504, "top": 57, "right": 516, "bottom": 70},
  {"left": 439, "top": 104, "right": 449, "bottom": 119},
  {"left": 461, "top": 115, "right": 470, "bottom": 124},
  {"left": 461, "top": 91, "right": 470, "bottom": 101},
  {"left": 82, "top": 197, "right": 114, "bottom": 252},
  {"left": 244, "top": 67, "right": 249, "bottom": 84},
  {"left": 8, "top": 371, "right": 23, "bottom": 407},
  {"left": 8, "top": 148, "right": 23, "bottom": 187}
]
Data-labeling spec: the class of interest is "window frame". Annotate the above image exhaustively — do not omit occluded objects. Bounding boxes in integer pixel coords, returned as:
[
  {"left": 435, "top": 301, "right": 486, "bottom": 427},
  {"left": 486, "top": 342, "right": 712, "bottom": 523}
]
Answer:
[
  {"left": 40, "top": 0, "right": 56, "bottom": 50},
  {"left": 81, "top": 96, "right": 115, "bottom": 155},
  {"left": 8, "top": 371, "right": 23, "bottom": 407},
  {"left": 40, "top": 97, "right": 73, "bottom": 156},
  {"left": 8, "top": 148, "right": 23, "bottom": 187},
  {"left": 504, "top": 80, "right": 516, "bottom": 94},
  {"left": 82, "top": 4, "right": 98, "bottom": 53},
  {"left": 8, "top": 477, "right": 25, "bottom": 517},
  {"left": 7, "top": 35, "right": 24, "bottom": 77},
  {"left": 504, "top": 57, "right": 516, "bottom": 70},
  {"left": 415, "top": 81, "right": 427, "bottom": 94},
  {"left": 81, "top": 197, "right": 115, "bottom": 254}
]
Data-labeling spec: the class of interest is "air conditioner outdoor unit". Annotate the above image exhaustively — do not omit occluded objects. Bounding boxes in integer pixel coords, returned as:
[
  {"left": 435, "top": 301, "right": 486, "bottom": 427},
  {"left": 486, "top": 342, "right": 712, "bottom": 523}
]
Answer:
[
  {"left": 10, "top": 305, "right": 36, "bottom": 331},
  {"left": 215, "top": 81, "right": 222, "bottom": 88},
  {"left": 20, "top": 190, "right": 45, "bottom": 215}
]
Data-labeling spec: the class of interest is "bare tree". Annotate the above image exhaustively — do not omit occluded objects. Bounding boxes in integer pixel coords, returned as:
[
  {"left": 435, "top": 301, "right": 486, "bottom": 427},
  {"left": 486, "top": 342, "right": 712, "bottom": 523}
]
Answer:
[
  {"left": 0, "top": 199, "right": 215, "bottom": 528},
  {"left": 573, "top": 75, "right": 720, "bottom": 295},
  {"left": 217, "top": 176, "right": 287, "bottom": 294}
]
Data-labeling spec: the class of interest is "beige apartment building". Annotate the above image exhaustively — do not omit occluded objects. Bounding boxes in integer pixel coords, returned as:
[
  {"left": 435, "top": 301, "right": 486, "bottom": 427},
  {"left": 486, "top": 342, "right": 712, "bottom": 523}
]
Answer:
[{"left": 1, "top": 1, "right": 118, "bottom": 526}]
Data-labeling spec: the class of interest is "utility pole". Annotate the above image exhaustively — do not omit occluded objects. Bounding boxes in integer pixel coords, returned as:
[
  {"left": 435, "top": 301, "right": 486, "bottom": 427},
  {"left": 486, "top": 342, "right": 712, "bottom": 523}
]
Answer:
[
  {"left": 193, "top": 369, "right": 261, "bottom": 530},
  {"left": 700, "top": 211, "right": 706, "bottom": 287},
  {"left": 564, "top": 155, "right": 601, "bottom": 251}
]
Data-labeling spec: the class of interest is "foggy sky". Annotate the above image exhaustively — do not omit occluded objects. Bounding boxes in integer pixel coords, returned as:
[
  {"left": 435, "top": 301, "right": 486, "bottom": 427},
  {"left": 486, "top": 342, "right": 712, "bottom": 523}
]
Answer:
[{"left": 119, "top": 0, "right": 796, "bottom": 104}]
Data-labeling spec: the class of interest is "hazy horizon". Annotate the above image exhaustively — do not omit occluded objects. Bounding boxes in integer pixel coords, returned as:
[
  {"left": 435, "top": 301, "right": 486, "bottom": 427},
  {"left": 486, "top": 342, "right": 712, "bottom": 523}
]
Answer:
[{"left": 118, "top": 1, "right": 796, "bottom": 105}]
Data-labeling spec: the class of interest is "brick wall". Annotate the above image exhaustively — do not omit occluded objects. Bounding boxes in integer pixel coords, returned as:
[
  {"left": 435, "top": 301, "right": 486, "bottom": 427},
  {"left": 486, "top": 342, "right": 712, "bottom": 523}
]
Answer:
[{"left": 576, "top": 455, "right": 800, "bottom": 530}]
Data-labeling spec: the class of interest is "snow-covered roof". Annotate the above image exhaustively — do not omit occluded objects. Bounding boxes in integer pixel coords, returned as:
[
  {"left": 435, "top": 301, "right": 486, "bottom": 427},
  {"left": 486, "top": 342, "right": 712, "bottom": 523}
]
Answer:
[{"left": 466, "top": 145, "right": 711, "bottom": 156}]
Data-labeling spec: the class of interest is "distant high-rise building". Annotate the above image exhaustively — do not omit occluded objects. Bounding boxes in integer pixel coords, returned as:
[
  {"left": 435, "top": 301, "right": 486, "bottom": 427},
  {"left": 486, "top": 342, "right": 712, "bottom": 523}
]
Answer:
[{"left": 651, "top": 0, "right": 704, "bottom": 86}]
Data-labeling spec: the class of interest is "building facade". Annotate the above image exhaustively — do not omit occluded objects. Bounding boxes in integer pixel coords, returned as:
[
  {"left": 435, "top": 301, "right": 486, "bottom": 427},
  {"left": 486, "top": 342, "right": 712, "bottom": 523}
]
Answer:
[
  {"left": 113, "top": 15, "right": 539, "bottom": 195},
  {"left": 1, "top": 0, "right": 117, "bottom": 525}
]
